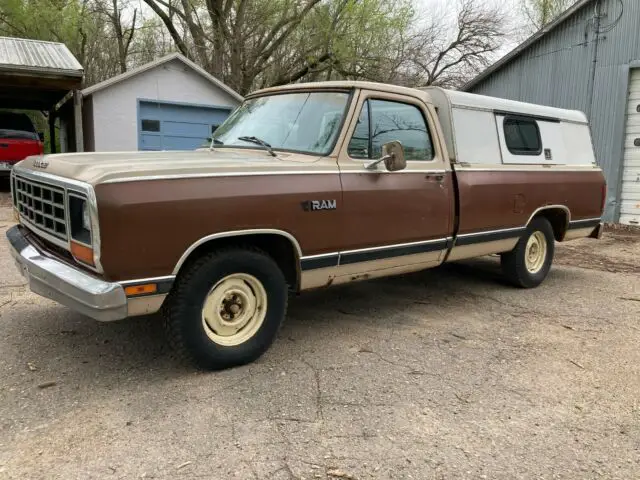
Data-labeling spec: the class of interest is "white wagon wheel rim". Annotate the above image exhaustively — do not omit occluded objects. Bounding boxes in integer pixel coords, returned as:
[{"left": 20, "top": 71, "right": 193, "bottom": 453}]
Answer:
[
  {"left": 525, "top": 231, "right": 547, "bottom": 274},
  {"left": 201, "top": 273, "right": 267, "bottom": 346}
]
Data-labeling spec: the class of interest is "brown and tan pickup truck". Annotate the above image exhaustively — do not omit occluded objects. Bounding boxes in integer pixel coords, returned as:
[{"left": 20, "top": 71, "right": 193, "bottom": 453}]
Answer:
[{"left": 6, "top": 81, "right": 606, "bottom": 369}]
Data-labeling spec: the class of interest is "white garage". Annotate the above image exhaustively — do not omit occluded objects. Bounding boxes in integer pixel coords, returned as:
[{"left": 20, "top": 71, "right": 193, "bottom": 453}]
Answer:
[
  {"left": 621, "top": 68, "right": 640, "bottom": 226},
  {"left": 79, "top": 53, "right": 243, "bottom": 152}
]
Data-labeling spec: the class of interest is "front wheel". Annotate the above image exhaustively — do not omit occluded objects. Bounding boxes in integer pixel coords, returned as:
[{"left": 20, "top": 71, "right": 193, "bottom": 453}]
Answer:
[
  {"left": 163, "top": 248, "right": 288, "bottom": 370},
  {"left": 501, "top": 217, "right": 555, "bottom": 288}
]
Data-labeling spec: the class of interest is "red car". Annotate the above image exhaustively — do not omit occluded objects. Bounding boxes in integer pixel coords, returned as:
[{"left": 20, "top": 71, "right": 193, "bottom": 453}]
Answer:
[{"left": 0, "top": 112, "right": 44, "bottom": 177}]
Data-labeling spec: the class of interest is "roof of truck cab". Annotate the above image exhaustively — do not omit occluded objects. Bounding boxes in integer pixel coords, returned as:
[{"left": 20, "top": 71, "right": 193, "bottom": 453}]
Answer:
[
  {"left": 422, "top": 87, "right": 588, "bottom": 124},
  {"left": 250, "top": 81, "right": 587, "bottom": 124},
  {"left": 249, "top": 81, "right": 431, "bottom": 101}
]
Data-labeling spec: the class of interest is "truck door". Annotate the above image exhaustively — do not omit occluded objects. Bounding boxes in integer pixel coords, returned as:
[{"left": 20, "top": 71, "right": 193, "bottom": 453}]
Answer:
[{"left": 335, "top": 90, "right": 454, "bottom": 281}]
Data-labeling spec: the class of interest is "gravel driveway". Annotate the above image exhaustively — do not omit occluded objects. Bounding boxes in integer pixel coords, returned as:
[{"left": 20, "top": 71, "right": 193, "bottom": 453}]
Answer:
[{"left": 1, "top": 185, "right": 639, "bottom": 480}]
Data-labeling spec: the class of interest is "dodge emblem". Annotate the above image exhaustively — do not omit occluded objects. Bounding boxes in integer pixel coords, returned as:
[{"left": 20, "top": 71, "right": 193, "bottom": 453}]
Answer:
[{"left": 32, "top": 157, "right": 49, "bottom": 169}]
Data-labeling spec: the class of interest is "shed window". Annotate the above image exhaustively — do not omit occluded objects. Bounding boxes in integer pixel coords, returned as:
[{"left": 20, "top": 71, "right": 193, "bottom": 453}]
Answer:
[
  {"left": 141, "top": 119, "right": 160, "bottom": 132},
  {"left": 503, "top": 117, "right": 542, "bottom": 155}
]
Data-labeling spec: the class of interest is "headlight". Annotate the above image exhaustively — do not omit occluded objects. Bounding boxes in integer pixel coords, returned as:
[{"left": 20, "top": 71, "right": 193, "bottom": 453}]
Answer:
[
  {"left": 69, "top": 194, "right": 92, "bottom": 245},
  {"left": 68, "top": 194, "right": 96, "bottom": 266},
  {"left": 82, "top": 201, "right": 91, "bottom": 231}
]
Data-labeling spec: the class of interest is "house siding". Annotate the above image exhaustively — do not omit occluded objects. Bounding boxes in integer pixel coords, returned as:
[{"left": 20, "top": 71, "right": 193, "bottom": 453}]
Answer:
[
  {"left": 89, "top": 58, "right": 241, "bottom": 152},
  {"left": 466, "top": 0, "right": 640, "bottom": 222}
]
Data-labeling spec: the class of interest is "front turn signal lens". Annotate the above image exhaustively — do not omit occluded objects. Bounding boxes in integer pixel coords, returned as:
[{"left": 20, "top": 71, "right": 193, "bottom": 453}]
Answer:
[
  {"left": 70, "top": 241, "right": 95, "bottom": 266},
  {"left": 124, "top": 284, "right": 158, "bottom": 297}
]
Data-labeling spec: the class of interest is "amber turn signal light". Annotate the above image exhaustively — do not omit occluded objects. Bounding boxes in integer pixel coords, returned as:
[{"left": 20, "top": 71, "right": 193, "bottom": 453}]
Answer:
[
  {"left": 124, "top": 284, "right": 158, "bottom": 297},
  {"left": 70, "top": 241, "right": 95, "bottom": 266}
]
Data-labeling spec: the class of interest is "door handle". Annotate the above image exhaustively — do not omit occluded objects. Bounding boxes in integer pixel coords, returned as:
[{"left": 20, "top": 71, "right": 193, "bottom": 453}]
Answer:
[
  {"left": 0, "top": 143, "right": 8, "bottom": 148},
  {"left": 425, "top": 173, "right": 445, "bottom": 183}
]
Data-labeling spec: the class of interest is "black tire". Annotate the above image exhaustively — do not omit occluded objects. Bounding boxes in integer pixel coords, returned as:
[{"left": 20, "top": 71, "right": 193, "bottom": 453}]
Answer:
[
  {"left": 163, "top": 248, "right": 288, "bottom": 370},
  {"left": 501, "top": 217, "right": 555, "bottom": 289}
]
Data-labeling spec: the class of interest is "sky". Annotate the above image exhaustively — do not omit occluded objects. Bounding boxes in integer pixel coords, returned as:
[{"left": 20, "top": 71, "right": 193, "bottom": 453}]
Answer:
[{"left": 414, "top": 0, "right": 529, "bottom": 58}]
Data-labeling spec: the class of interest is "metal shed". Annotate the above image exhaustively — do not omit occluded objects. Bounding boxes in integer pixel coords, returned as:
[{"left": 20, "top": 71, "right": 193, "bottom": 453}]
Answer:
[
  {"left": 464, "top": 0, "right": 640, "bottom": 225},
  {"left": 0, "top": 36, "right": 84, "bottom": 153}
]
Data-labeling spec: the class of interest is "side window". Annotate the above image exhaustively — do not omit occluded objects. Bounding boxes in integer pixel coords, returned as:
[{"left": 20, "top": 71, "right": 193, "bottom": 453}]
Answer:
[
  {"left": 503, "top": 117, "right": 542, "bottom": 155},
  {"left": 370, "top": 99, "right": 434, "bottom": 161},
  {"left": 347, "top": 100, "right": 370, "bottom": 159}
]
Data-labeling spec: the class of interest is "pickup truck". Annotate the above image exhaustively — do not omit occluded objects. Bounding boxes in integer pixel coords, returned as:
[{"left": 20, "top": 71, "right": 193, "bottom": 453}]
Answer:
[
  {"left": 6, "top": 81, "right": 606, "bottom": 370},
  {"left": 0, "top": 112, "right": 44, "bottom": 176}
]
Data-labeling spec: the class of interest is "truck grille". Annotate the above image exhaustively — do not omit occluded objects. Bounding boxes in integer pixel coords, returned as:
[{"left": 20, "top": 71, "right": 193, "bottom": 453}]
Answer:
[{"left": 13, "top": 175, "right": 68, "bottom": 241}]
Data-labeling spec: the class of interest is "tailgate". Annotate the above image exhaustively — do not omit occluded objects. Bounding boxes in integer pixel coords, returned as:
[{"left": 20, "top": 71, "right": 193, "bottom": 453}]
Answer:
[{"left": 0, "top": 139, "right": 43, "bottom": 163}]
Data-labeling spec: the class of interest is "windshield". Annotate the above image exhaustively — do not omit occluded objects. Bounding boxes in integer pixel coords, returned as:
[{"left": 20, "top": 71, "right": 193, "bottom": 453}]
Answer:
[{"left": 213, "top": 91, "right": 350, "bottom": 155}]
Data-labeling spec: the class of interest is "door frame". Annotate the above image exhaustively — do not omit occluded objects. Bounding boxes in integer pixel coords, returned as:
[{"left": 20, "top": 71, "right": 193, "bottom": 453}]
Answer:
[{"left": 328, "top": 89, "right": 453, "bottom": 284}]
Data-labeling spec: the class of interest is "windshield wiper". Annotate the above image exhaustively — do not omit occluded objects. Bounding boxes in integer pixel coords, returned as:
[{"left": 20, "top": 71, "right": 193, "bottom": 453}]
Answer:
[
  {"left": 208, "top": 137, "right": 224, "bottom": 151},
  {"left": 238, "top": 136, "right": 277, "bottom": 157}
]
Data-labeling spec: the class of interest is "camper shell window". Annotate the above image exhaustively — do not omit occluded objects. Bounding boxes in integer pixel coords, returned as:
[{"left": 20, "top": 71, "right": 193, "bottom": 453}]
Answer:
[{"left": 503, "top": 116, "right": 542, "bottom": 156}]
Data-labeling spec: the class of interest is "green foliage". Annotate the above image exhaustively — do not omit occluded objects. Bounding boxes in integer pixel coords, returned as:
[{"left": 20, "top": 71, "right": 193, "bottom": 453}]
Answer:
[
  {"left": 1, "top": 0, "right": 506, "bottom": 94},
  {"left": 522, "top": 0, "right": 573, "bottom": 29},
  {"left": 0, "top": 0, "right": 90, "bottom": 53}
]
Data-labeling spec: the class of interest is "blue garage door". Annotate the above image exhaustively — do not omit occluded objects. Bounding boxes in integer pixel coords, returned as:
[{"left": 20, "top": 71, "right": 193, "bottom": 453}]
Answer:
[{"left": 138, "top": 100, "right": 232, "bottom": 151}]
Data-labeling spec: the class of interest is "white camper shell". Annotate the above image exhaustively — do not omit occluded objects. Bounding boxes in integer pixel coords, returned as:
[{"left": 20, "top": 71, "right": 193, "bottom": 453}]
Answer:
[{"left": 422, "top": 87, "right": 597, "bottom": 167}]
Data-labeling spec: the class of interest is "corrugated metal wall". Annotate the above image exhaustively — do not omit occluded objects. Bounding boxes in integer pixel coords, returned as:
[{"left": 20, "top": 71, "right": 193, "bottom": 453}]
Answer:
[{"left": 467, "top": 0, "right": 640, "bottom": 222}]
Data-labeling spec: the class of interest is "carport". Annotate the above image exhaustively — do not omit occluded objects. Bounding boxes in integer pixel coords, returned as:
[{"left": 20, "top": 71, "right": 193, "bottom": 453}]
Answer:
[{"left": 0, "top": 36, "right": 84, "bottom": 153}]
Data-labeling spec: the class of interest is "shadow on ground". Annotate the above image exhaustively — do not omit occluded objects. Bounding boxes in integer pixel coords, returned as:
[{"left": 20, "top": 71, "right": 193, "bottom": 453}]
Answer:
[{"left": 1, "top": 257, "right": 517, "bottom": 382}]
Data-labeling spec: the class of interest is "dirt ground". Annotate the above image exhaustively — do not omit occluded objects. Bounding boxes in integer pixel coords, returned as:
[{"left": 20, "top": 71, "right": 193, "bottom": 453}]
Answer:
[{"left": 0, "top": 184, "right": 639, "bottom": 480}]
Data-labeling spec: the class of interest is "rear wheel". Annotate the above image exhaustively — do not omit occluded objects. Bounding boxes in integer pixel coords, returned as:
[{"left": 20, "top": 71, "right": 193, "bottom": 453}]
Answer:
[
  {"left": 163, "top": 248, "right": 288, "bottom": 370},
  {"left": 501, "top": 217, "right": 555, "bottom": 288}
]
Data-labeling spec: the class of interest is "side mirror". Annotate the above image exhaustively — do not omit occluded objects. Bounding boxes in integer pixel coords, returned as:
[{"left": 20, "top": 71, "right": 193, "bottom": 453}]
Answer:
[
  {"left": 365, "top": 141, "right": 406, "bottom": 172},
  {"left": 382, "top": 141, "right": 406, "bottom": 172},
  {"left": 38, "top": 132, "right": 45, "bottom": 142}
]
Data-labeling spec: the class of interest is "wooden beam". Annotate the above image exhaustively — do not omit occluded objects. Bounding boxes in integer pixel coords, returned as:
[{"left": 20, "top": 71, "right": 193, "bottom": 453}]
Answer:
[{"left": 73, "top": 90, "right": 84, "bottom": 152}]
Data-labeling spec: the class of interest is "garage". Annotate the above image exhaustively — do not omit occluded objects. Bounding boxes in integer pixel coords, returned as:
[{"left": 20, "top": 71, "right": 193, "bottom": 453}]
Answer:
[
  {"left": 620, "top": 68, "right": 640, "bottom": 226},
  {"left": 138, "top": 100, "right": 232, "bottom": 151},
  {"left": 80, "top": 53, "right": 243, "bottom": 152}
]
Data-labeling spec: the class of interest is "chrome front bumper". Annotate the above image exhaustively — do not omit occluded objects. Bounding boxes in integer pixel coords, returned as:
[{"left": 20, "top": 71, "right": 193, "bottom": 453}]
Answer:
[{"left": 6, "top": 225, "right": 128, "bottom": 321}]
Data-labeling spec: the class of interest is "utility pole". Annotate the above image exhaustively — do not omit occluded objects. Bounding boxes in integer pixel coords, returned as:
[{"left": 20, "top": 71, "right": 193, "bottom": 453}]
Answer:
[{"left": 586, "top": 0, "right": 602, "bottom": 119}]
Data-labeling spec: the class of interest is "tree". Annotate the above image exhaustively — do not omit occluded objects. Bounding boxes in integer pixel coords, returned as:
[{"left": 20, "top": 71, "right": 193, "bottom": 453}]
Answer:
[
  {"left": 392, "top": 0, "right": 507, "bottom": 88},
  {"left": 0, "top": 0, "right": 169, "bottom": 85},
  {"left": 522, "top": 0, "right": 573, "bottom": 30},
  {"left": 138, "top": 0, "right": 417, "bottom": 94},
  {"left": 1, "top": 0, "right": 508, "bottom": 92},
  {"left": 93, "top": 0, "right": 139, "bottom": 74}
]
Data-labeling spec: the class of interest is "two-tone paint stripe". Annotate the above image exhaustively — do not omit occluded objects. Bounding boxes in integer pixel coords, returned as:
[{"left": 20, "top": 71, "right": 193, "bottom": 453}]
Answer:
[
  {"left": 300, "top": 218, "right": 601, "bottom": 272},
  {"left": 567, "top": 218, "right": 602, "bottom": 230},
  {"left": 301, "top": 238, "right": 451, "bottom": 271},
  {"left": 453, "top": 226, "right": 526, "bottom": 247},
  {"left": 123, "top": 219, "right": 602, "bottom": 283}
]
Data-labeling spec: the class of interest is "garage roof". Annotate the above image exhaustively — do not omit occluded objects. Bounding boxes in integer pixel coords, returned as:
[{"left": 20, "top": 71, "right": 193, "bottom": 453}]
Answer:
[
  {"left": 0, "top": 36, "right": 83, "bottom": 74},
  {"left": 0, "top": 36, "right": 83, "bottom": 110},
  {"left": 81, "top": 52, "right": 243, "bottom": 102}
]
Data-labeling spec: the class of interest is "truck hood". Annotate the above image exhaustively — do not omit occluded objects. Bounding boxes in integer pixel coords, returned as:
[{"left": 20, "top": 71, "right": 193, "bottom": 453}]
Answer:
[{"left": 15, "top": 149, "right": 325, "bottom": 185}]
